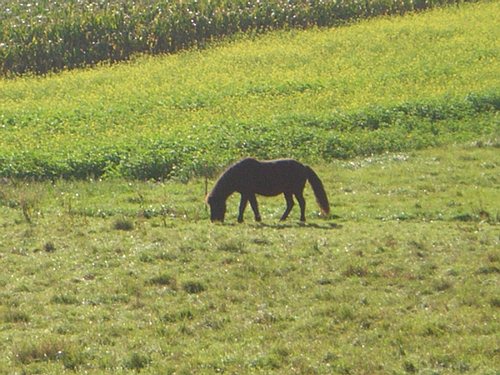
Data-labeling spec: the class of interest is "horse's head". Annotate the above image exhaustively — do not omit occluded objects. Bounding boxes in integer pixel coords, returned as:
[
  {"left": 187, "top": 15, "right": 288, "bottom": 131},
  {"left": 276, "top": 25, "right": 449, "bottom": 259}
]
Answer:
[{"left": 206, "top": 195, "right": 226, "bottom": 223}]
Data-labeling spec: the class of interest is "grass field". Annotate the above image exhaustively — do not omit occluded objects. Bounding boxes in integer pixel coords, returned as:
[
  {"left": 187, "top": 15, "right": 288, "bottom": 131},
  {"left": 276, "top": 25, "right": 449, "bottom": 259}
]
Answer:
[
  {"left": 0, "top": 1, "right": 499, "bottom": 179},
  {"left": 0, "top": 143, "right": 498, "bottom": 374},
  {"left": 0, "top": 1, "right": 499, "bottom": 374}
]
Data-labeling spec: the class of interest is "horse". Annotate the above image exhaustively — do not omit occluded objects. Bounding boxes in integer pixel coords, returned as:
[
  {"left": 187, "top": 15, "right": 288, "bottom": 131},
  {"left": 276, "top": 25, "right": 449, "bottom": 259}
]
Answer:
[{"left": 206, "top": 158, "right": 330, "bottom": 223}]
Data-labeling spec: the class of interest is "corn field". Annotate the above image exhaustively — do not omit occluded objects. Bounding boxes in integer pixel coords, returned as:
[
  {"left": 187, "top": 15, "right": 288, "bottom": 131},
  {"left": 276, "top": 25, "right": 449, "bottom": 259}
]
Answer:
[{"left": 0, "top": 0, "right": 470, "bottom": 76}]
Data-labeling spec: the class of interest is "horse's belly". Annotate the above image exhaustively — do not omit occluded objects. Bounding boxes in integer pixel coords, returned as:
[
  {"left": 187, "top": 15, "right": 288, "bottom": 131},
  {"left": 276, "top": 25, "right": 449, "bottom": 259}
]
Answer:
[
  {"left": 256, "top": 190, "right": 281, "bottom": 197},
  {"left": 254, "top": 184, "right": 288, "bottom": 196},
  {"left": 253, "top": 176, "right": 304, "bottom": 196}
]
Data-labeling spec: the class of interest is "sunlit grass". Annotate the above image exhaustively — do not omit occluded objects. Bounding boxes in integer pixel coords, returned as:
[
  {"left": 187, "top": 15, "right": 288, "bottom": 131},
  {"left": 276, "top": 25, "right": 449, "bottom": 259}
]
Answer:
[
  {"left": 0, "top": 2, "right": 498, "bottom": 179},
  {"left": 0, "top": 144, "right": 498, "bottom": 374}
]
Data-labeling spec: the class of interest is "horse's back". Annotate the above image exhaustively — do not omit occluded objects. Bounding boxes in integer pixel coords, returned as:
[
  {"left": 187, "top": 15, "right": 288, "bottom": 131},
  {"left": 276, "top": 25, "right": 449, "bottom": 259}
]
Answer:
[
  {"left": 236, "top": 158, "right": 307, "bottom": 177},
  {"left": 237, "top": 158, "right": 308, "bottom": 196},
  {"left": 262, "top": 158, "right": 308, "bottom": 176},
  {"left": 265, "top": 158, "right": 306, "bottom": 169}
]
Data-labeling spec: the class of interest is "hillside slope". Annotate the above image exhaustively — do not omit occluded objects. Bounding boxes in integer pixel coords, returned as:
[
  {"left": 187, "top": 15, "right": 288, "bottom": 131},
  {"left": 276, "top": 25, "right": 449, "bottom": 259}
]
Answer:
[{"left": 0, "top": 1, "right": 498, "bottom": 179}]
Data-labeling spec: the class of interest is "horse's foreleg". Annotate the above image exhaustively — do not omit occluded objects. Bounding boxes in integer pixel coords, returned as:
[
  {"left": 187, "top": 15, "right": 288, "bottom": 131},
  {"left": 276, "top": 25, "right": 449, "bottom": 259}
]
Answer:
[
  {"left": 295, "top": 192, "right": 306, "bottom": 222},
  {"left": 280, "top": 193, "right": 294, "bottom": 221},
  {"left": 238, "top": 195, "right": 249, "bottom": 223},
  {"left": 249, "top": 194, "right": 261, "bottom": 222}
]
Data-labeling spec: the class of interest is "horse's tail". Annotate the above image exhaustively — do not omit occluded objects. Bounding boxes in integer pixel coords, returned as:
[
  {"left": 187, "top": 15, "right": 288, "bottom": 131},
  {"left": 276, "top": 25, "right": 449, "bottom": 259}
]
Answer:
[{"left": 306, "top": 166, "right": 330, "bottom": 216}]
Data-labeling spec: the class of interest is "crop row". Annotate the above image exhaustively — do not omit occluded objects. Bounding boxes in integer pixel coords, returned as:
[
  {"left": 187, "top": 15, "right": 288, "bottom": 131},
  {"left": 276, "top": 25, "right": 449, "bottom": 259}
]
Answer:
[
  {"left": 0, "top": 93, "right": 497, "bottom": 180},
  {"left": 1, "top": 0, "right": 470, "bottom": 75}
]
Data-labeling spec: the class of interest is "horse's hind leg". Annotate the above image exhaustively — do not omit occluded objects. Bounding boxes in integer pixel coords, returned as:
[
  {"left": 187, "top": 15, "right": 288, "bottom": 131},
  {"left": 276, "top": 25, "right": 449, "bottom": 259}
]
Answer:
[
  {"left": 249, "top": 194, "right": 261, "bottom": 222},
  {"left": 295, "top": 191, "right": 306, "bottom": 222},
  {"left": 280, "top": 193, "right": 294, "bottom": 221},
  {"left": 238, "top": 195, "right": 249, "bottom": 223}
]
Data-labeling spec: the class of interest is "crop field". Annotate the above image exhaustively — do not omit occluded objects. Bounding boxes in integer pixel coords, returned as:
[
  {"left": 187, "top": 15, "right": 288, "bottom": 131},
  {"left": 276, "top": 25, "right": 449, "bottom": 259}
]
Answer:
[
  {"left": 0, "top": 1, "right": 499, "bottom": 374},
  {"left": 0, "top": 144, "right": 499, "bottom": 374},
  {"left": 0, "top": 1, "right": 499, "bottom": 180},
  {"left": 1, "top": 0, "right": 470, "bottom": 76}
]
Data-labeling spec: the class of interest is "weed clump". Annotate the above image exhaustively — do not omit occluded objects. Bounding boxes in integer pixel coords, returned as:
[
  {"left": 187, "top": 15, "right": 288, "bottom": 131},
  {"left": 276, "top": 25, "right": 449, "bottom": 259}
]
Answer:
[
  {"left": 217, "top": 239, "right": 246, "bottom": 253},
  {"left": 342, "top": 264, "right": 369, "bottom": 278},
  {"left": 51, "top": 294, "right": 79, "bottom": 305},
  {"left": 161, "top": 309, "right": 194, "bottom": 323},
  {"left": 433, "top": 278, "right": 453, "bottom": 292},
  {"left": 113, "top": 218, "right": 134, "bottom": 231},
  {"left": 403, "top": 360, "right": 417, "bottom": 373},
  {"left": 490, "top": 298, "right": 500, "bottom": 308},
  {"left": 123, "top": 352, "right": 151, "bottom": 371},
  {"left": 13, "top": 337, "right": 85, "bottom": 369},
  {"left": 148, "top": 274, "right": 177, "bottom": 289},
  {"left": 44, "top": 241, "right": 56, "bottom": 253},
  {"left": 182, "top": 281, "right": 206, "bottom": 294},
  {"left": 3, "top": 309, "right": 30, "bottom": 323},
  {"left": 476, "top": 266, "right": 500, "bottom": 275}
]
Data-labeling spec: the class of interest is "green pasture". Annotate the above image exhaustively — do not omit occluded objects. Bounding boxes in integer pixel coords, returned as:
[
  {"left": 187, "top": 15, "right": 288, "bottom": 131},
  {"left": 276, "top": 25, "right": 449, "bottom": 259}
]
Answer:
[
  {"left": 0, "top": 144, "right": 498, "bottom": 374},
  {"left": 0, "top": 1, "right": 499, "bottom": 179},
  {"left": 0, "top": 2, "right": 499, "bottom": 373}
]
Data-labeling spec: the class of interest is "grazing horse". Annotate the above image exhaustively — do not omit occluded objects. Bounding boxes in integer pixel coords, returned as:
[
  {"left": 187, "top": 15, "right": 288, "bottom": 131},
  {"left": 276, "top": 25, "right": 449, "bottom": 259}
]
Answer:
[{"left": 206, "top": 158, "right": 330, "bottom": 223}]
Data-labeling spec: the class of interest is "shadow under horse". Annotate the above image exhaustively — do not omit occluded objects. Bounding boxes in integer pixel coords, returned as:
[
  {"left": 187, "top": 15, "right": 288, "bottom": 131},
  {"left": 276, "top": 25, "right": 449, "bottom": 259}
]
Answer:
[{"left": 206, "top": 158, "right": 330, "bottom": 223}]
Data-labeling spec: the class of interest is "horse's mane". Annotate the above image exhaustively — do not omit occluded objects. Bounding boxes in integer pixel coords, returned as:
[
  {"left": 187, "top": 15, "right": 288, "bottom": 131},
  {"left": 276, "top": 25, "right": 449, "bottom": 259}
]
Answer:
[
  {"left": 208, "top": 162, "right": 238, "bottom": 199},
  {"left": 209, "top": 158, "right": 256, "bottom": 200},
  {"left": 209, "top": 172, "right": 230, "bottom": 199}
]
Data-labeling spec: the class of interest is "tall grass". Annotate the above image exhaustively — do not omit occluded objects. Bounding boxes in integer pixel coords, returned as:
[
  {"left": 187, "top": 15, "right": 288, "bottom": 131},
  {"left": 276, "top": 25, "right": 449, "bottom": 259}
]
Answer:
[{"left": 1, "top": 0, "right": 471, "bottom": 76}]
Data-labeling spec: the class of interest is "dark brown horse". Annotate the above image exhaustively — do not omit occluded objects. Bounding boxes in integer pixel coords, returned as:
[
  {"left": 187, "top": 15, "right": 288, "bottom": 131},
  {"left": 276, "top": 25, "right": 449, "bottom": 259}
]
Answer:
[{"left": 206, "top": 158, "right": 330, "bottom": 223}]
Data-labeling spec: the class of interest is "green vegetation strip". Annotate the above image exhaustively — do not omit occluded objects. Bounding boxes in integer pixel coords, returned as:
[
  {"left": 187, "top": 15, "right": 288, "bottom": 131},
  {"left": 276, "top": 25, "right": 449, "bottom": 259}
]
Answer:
[
  {"left": 1, "top": 0, "right": 469, "bottom": 76},
  {"left": 0, "top": 2, "right": 498, "bottom": 179}
]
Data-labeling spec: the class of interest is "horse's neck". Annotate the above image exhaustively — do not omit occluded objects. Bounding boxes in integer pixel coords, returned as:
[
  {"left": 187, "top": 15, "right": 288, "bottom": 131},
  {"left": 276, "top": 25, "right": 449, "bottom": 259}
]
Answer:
[{"left": 212, "top": 175, "right": 234, "bottom": 200}]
